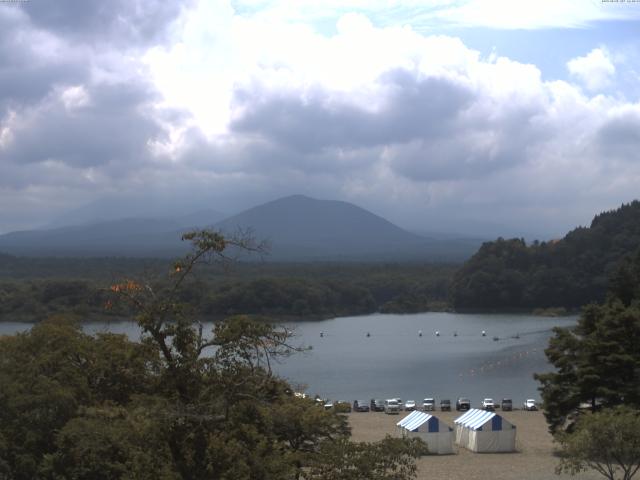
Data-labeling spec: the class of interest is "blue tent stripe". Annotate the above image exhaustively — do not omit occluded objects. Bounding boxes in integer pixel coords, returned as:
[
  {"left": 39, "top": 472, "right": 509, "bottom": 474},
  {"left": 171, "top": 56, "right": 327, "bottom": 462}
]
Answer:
[{"left": 492, "top": 415, "right": 502, "bottom": 431}]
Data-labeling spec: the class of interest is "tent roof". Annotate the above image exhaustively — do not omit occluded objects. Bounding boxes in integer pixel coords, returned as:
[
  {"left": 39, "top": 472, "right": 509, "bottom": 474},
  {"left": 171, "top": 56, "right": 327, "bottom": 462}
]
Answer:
[
  {"left": 397, "top": 411, "right": 435, "bottom": 432},
  {"left": 455, "top": 408, "right": 508, "bottom": 431},
  {"left": 454, "top": 408, "right": 484, "bottom": 425},
  {"left": 396, "top": 410, "right": 422, "bottom": 428}
]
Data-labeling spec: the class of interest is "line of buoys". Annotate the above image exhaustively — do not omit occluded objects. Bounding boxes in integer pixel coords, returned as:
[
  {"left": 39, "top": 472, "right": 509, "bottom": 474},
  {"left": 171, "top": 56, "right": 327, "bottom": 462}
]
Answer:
[
  {"left": 319, "top": 330, "right": 543, "bottom": 340},
  {"left": 457, "top": 348, "right": 545, "bottom": 378}
]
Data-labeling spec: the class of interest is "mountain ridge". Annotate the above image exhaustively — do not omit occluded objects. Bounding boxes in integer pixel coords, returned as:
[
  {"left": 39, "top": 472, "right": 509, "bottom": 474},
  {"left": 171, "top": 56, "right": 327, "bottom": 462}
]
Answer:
[{"left": 0, "top": 195, "right": 480, "bottom": 261}]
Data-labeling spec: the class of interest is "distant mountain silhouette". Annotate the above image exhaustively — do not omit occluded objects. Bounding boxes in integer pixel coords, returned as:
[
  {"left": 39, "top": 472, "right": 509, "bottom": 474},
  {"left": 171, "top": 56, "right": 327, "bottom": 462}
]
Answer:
[
  {"left": 213, "top": 195, "right": 477, "bottom": 261},
  {"left": 0, "top": 216, "right": 213, "bottom": 257},
  {"left": 0, "top": 195, "right": 480, "bottom": 260}
]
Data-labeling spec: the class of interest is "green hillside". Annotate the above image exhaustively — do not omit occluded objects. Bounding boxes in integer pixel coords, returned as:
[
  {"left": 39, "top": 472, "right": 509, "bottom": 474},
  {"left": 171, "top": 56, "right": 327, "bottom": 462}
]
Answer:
[{"left": 450, "top": 201, "right": 640, "bottom": 311}]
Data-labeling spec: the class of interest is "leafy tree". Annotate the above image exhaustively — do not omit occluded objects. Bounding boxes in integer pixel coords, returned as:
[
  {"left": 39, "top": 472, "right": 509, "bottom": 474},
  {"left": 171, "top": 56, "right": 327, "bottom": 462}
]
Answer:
[
  {"left": 0, "top": 316, "right": 156, "bottom": 480},
  {"left": 0, "top": 230, "right": 426, "bottom": 480},
  {"left": 41, "top": 404, "right": 178, "bottom": 480},
  {"left": 535, "top": 251, "right": 640, "bottom": 433},
  {"left": 556, "top": 407, "right": 640, "bottom": 480},
  {"left": 306, "top": 436, "right": 427, "bottom": 480}
]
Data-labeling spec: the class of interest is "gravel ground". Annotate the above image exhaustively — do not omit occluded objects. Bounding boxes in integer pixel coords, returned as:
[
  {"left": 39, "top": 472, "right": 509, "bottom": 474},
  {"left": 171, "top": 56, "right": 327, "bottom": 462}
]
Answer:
[{"left": 347, "top": 410, "right": 601, "bottom": 480}]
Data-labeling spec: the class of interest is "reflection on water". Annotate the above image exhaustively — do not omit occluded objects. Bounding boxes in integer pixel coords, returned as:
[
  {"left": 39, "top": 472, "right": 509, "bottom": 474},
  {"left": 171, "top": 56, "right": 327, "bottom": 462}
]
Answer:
[{"left": 1, "top": 312, "right": 576, "bottom": 406}]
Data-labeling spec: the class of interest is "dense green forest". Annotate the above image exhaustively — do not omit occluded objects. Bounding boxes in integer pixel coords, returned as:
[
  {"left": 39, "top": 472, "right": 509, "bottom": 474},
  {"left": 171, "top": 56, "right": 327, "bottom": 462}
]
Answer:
[
  {"left": 450, "top": 201, "right": 640, "bottom": 311},
  {"left": 0, "top": 231, "right": 426, "bottom": 479},
  {"left": 0, "top": 257, "right": 454, "bottom": 322}
]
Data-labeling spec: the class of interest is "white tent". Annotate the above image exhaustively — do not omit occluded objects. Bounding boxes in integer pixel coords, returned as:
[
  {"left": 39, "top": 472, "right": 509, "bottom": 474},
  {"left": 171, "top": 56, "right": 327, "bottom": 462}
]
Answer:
[
  {"left": 454, "top": 408, "right": 516, "bottom": 453},
  {"left": 396, "top": 411, "right": 454, "bottom": 454}
]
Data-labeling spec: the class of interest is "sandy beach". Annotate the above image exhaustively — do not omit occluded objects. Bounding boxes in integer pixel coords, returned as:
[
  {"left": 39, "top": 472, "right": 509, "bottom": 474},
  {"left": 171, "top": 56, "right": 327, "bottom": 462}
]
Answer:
[{"left": 348, "top": 410, "right": 600, "bottom": 480}]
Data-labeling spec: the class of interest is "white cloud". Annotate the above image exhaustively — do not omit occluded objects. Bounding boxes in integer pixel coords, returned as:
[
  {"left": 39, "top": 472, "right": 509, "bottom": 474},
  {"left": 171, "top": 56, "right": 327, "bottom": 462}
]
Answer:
[
  {"left": 60, "top": 85, "right": 90, "bottom": 111},
  {"left": 232, "top": 0, "right": 640, "bottom": 30},
  {"left": 3, "top": 0, "right": 640, "bottom": 237},
  {"left": 567, "top": 47, "right": 616, "bottom": 91}
]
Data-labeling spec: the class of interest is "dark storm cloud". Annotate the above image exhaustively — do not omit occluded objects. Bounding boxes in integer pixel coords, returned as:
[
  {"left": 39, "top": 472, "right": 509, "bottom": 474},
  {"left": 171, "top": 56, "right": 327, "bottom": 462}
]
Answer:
[
  {"left": 390, "top": 101, "right": 550, "bottom": 181},
  {"left": 0, "top": 0, "right": 187, "bottom": 116},
  {"left": 230, "top": 67, "right": 550, "bottom": 182},
  {"left": 3, "top": 82, "right": 166, "bottom": 169},
  {"left": 231, "top": 71, "right": 473, "bottom": 154},
  {"left": 0, "top": 11, "right": 87, "bottom": 111},
  {"left": 22, "top": 0, "right": 190, "bottom": 47},
  {"left": 0, "top": 1, "right": 186, "bottom": 182},
  {"left": 595, "top": 110, "right": 640, "bottom": 160}
]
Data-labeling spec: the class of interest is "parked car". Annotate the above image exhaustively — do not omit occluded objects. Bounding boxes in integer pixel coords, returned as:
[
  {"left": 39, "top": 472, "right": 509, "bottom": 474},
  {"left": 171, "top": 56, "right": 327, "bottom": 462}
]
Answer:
[
  {"left": 353, "top": 400, "right": 370, "bottom": 412},
  {"left": 384, "top": 399, "right": 401, "bottom": 414},
  {"left": 523, "top": 399, "right": 538, "bottom": 411},
  {"left": 482, "top": 398, "right": 495, "bottom": 411},
  {"left": 440, "top": 399, "right": 451, "bottom": 411},
  {"left": 501, "top": 398, "right": 513, "bottom": 411},
  {"left": 456, "top": 397, "right": 471, "bottom": 411},
  {"left": 370, "top": 398, "right": 385, "bottom": 412},
  {"left": 404, "top": 400, "right": 416, "bottom": 411},
  {"left": 422, "top": 398, "right": 435, "bottom": 411}
]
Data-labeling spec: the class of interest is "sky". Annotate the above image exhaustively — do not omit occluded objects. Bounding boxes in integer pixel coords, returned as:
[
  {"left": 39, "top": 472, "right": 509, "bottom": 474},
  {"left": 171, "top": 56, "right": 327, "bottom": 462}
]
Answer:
[{"left": 1, "top": 0, "right": 640, "bottom": 238}]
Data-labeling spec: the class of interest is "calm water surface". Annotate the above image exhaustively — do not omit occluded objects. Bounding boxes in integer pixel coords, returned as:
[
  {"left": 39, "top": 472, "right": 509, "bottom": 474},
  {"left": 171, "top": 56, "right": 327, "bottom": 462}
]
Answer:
[{"left": 0, "top": 312, "right": 576, "bottom": 406}]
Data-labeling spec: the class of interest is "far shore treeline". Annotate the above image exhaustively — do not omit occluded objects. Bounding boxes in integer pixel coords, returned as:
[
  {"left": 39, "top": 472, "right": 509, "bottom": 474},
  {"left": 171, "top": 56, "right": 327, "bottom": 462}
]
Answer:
[
  {"left": 0, "top": 260, "right": 453, "bottom": 322},
  {"left": 2, "top": 201, "right": 640, "bottom": 322}
]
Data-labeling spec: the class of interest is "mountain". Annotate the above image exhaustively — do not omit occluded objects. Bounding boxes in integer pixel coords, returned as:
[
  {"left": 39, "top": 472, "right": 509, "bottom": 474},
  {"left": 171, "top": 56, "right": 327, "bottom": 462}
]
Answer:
[
  {"left": 0, "top": 218, "right": 186, "bottom": 257},
  {"left": 0, "top": 195, "right": 480, "bottom": 260},
  {"left": 450, "top": 200, "right": 640, "bottom": 311},
  {"left": 214, "top": 195, "right": 477, "bottom": 261}
]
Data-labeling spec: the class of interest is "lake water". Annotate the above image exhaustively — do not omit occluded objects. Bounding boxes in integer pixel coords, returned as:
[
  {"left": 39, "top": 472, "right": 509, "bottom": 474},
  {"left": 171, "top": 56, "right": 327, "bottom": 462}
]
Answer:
[{"left": 0, "top": 312, "right": 576, "bottom": 407}]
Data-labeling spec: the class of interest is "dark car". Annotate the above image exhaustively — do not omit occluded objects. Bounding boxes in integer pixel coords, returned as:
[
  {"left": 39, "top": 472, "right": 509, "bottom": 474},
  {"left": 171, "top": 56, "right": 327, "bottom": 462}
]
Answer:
[
  {"left": 501, "top": 398, "right": 513, "bottom": 411},
  {"left": 353, "top": 400, "right": 370, "bottom": 412},
  {"left": 440, "top": 399, "right": 451, "bottom": 411},
  {"left": 370, "top": 398, "right": 385, "bottom": 412},
  {"left": 456, "top": 397, "right": 471, "bottom": 411}
]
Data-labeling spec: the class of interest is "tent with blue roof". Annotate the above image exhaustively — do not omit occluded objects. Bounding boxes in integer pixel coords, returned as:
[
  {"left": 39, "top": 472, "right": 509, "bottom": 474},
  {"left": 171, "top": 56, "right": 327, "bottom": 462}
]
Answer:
[
  {"left": 454, "top": 408, "right": 516, "bottom": 452},
  {"left": 396, "top": 411, "right": 454, "bottom": 454}
]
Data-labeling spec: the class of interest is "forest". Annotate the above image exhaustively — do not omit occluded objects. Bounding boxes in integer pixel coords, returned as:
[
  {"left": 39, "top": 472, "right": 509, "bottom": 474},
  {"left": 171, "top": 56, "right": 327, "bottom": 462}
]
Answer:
[
  {"left": 450, "top": 201, "right": 640, "bottom": 311},
  {"left": 0, "top": 258, "right": 454, "bottom": 322}
]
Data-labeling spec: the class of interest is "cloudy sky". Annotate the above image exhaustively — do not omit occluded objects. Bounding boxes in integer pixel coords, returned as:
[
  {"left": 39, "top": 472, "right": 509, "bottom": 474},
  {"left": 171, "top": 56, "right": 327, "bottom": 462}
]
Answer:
[{"left": 1, "top": 0, "right": 640, "bottom": 237}]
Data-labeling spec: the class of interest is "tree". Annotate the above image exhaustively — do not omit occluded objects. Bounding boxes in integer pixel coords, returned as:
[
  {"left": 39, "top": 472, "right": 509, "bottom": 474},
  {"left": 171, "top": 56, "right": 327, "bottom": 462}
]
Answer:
[
  {"left": 556, "top": 407, "right": 640, "bottom": 480},
  {"left": 535, "top": 250, "right": 640, "bottom": 434},
  {"left": 306, "top": 436, "right": 427, "bottom": 480},
  {"left": 0, "top": 315, "right": 157, "bottom": 480},
  {"left": 0, "top": 229, "right": 425, "bottom": 480}
]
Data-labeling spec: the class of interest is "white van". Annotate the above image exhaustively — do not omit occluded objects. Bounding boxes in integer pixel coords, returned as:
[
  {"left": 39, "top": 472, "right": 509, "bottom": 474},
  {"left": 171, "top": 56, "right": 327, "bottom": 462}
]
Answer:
[{"left": 384, "top": 399, "right": 400, "bottom": 414}]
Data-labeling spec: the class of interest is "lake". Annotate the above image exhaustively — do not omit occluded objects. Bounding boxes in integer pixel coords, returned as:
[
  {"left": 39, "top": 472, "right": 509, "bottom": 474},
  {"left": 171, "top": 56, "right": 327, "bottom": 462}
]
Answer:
[{"left": 0, "top": 312, "right": 576, "bottom": 407}]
